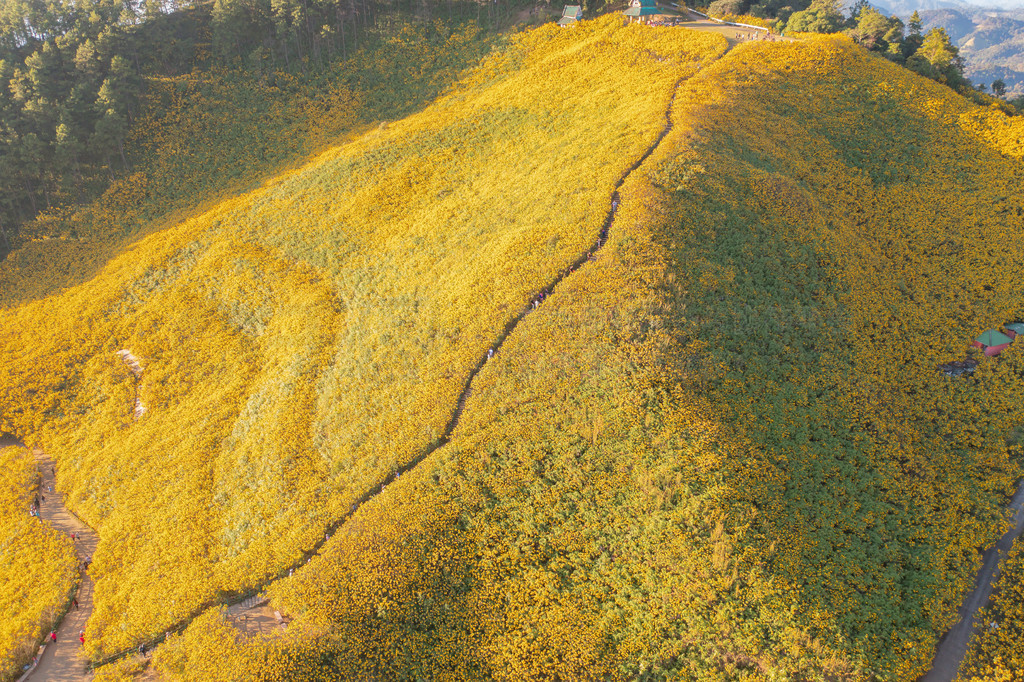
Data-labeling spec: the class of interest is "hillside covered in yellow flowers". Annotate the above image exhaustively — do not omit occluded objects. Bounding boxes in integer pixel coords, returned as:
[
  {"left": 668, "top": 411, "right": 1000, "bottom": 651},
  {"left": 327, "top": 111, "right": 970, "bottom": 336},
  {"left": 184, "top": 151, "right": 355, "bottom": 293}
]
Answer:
[{"left": 3, "top": 13, "right": 1024, "bottom": 681}]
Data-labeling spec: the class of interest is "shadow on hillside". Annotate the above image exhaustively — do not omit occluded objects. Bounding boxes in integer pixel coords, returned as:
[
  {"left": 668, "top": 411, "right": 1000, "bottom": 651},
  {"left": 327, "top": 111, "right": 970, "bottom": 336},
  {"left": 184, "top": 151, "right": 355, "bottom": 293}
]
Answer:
[{"left": 643, "top": 40, "right": 1024, "bottom": 673}]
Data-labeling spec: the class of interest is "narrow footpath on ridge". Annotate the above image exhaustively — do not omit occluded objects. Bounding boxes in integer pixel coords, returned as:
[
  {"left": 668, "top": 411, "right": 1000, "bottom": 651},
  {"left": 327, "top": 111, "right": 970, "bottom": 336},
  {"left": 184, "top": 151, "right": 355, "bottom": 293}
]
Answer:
[
  {"left": 87, "top": 50, "right": 714, "bottom": 673},
  {"left": 920, "top": 480, "right": 1024, "bottom": 682}
]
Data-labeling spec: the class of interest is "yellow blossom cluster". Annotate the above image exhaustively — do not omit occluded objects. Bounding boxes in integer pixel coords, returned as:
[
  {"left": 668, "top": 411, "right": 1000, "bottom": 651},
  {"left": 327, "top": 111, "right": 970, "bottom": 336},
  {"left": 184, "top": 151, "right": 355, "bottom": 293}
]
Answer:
[
  {"left": 693, "top": 4, "right": 776, "bottom": 29},
  {"left": 5, "top": 21, "right": 1024, "bottom": 681},
  {"left": 90, "top": 655, "right": 149, "bottom": 682},
  {"left": 650, "top": 34, "right": 1024, "bottom": 677},
  {"left": 153, "top": 33, "right": 1024, "bottom": 680},
  {"left": 139, "top": 81, "right": 767, "bottom": 680}
]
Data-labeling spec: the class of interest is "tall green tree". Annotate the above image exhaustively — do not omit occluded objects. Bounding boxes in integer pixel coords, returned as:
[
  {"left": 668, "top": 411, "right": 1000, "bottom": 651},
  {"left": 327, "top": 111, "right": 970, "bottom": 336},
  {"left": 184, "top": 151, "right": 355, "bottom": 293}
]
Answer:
[
  {"left": 212, "top": 0, "right": 246, "bottom": 59},
  {"left": 902, "top": 10, "right": 923, "bottom": 57},
  {"left": 784, "top": 0, "right": 843, "bottom": 34},
  {"left": 907, "top": 27, "right": 964, "bottom": 86},
  {"left": 847, "top": 7, "right": 892, "bottom": 52}
]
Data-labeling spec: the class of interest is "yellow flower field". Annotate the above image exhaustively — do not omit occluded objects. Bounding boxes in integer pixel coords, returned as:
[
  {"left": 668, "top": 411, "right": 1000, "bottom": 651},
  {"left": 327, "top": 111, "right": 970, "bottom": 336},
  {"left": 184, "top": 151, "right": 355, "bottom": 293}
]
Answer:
[
  {"left": 141, "top": 34, "right": 1024, "bottom": 681},
  {"left": 12, "top": 19, "right": 1024, "bottom": 680},
  {"left": 0, "top": 17, "right": 727, "bottom": 657}
]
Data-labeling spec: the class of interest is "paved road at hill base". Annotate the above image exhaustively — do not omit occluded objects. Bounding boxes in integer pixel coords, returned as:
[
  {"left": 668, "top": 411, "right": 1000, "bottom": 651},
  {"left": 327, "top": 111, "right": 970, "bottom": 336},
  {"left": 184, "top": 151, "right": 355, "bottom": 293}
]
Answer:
[{"left": 921, "top": 480, "right": 1024, "bottom": 682}]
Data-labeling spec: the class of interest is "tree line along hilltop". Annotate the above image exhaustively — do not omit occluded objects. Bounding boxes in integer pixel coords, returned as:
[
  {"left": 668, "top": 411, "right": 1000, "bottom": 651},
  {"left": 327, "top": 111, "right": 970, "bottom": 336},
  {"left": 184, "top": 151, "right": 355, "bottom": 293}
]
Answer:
[{"left": 704, "top": 0, "right": 1024, "bottom": 106}]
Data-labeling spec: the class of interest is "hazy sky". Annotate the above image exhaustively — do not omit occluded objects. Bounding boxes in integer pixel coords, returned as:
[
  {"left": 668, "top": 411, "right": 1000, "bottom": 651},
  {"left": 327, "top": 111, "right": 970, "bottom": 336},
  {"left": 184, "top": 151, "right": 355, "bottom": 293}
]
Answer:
[
  {"left": 965, "top": 0, "right": 1024, "bottom": 7},
  {"left": 874, "top": 0, "right": 1024, "bottom": 12}
]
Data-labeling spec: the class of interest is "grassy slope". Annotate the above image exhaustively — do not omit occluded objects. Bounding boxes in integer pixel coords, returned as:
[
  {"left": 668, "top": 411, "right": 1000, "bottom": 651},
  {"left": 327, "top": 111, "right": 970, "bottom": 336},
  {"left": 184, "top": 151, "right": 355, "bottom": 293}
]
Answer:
[
  {"left": 143, "top": 35, "right": 1024, "bottom": 681},
  {"left": 656, "top": 36, "right": 1024, "bottom": 678},
  {"left": 4, "top": 17, "right": 1024, "bottom": 679},
  {"left": 0, "top": 18, "right": 728, "bottom": 657},
  {"left": 650, "top": 35, "right": 1024, "bottom": 677}
]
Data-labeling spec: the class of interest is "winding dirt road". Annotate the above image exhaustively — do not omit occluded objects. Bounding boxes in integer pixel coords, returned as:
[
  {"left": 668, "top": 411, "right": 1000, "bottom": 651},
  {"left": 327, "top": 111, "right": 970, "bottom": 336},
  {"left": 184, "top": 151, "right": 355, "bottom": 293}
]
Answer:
[{"left": 920, "top": 480, "right": 1024, "bottom": 681}]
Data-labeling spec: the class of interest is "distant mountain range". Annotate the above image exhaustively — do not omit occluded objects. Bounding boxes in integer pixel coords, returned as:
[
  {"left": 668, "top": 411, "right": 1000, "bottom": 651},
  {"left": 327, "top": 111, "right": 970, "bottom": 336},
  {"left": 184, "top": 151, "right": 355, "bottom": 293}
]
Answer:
[
  {"left": 873, "top": 0, "right": 1024, "bottom": 11},
  {"left": 872, "top": 0, "right": 1024, "bottom": 93}
]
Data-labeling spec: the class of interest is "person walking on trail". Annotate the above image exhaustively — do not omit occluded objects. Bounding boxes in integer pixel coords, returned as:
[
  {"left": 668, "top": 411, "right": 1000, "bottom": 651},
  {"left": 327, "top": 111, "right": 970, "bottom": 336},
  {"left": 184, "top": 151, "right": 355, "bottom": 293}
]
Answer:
[
  {"left": 49, "top": 631, "right": 56, "bottom": 643},
  {"left": 73, "top": 597, "right": 79, "bottom": 610}
]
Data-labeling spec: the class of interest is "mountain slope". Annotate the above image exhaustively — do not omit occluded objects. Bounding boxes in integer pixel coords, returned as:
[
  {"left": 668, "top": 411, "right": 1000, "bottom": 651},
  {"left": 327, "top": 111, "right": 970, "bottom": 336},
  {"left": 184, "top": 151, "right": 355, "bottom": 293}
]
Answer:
[
  {"left": 0, "top": 17, "right": 728, "bottom": 659},
  {"left": 3, "top": 19, "right": 1024, "bottom": 681},
  {"left": 138, "top": 33, "right": 1024, "bottom": 681}
]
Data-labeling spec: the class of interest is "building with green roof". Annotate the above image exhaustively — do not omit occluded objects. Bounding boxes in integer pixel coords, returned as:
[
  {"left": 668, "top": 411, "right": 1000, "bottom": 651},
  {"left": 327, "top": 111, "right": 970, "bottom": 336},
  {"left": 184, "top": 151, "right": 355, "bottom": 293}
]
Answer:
[
  {"left": 624, "top": 0, "right": 660, "bottom": 22},
  {"left": 558, "top": 5, "right": 582, "bottom": 26},
  {"left": 973, "top": 329, "right": 1014, "bottom": 356}
]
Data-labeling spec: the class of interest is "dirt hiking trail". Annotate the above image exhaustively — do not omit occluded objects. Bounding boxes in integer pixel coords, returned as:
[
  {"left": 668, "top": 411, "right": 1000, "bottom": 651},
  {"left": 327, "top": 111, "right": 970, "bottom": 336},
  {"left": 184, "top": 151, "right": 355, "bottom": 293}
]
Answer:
[{"left": 24, "top": 448, "right": 98, "bottom": 682}]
